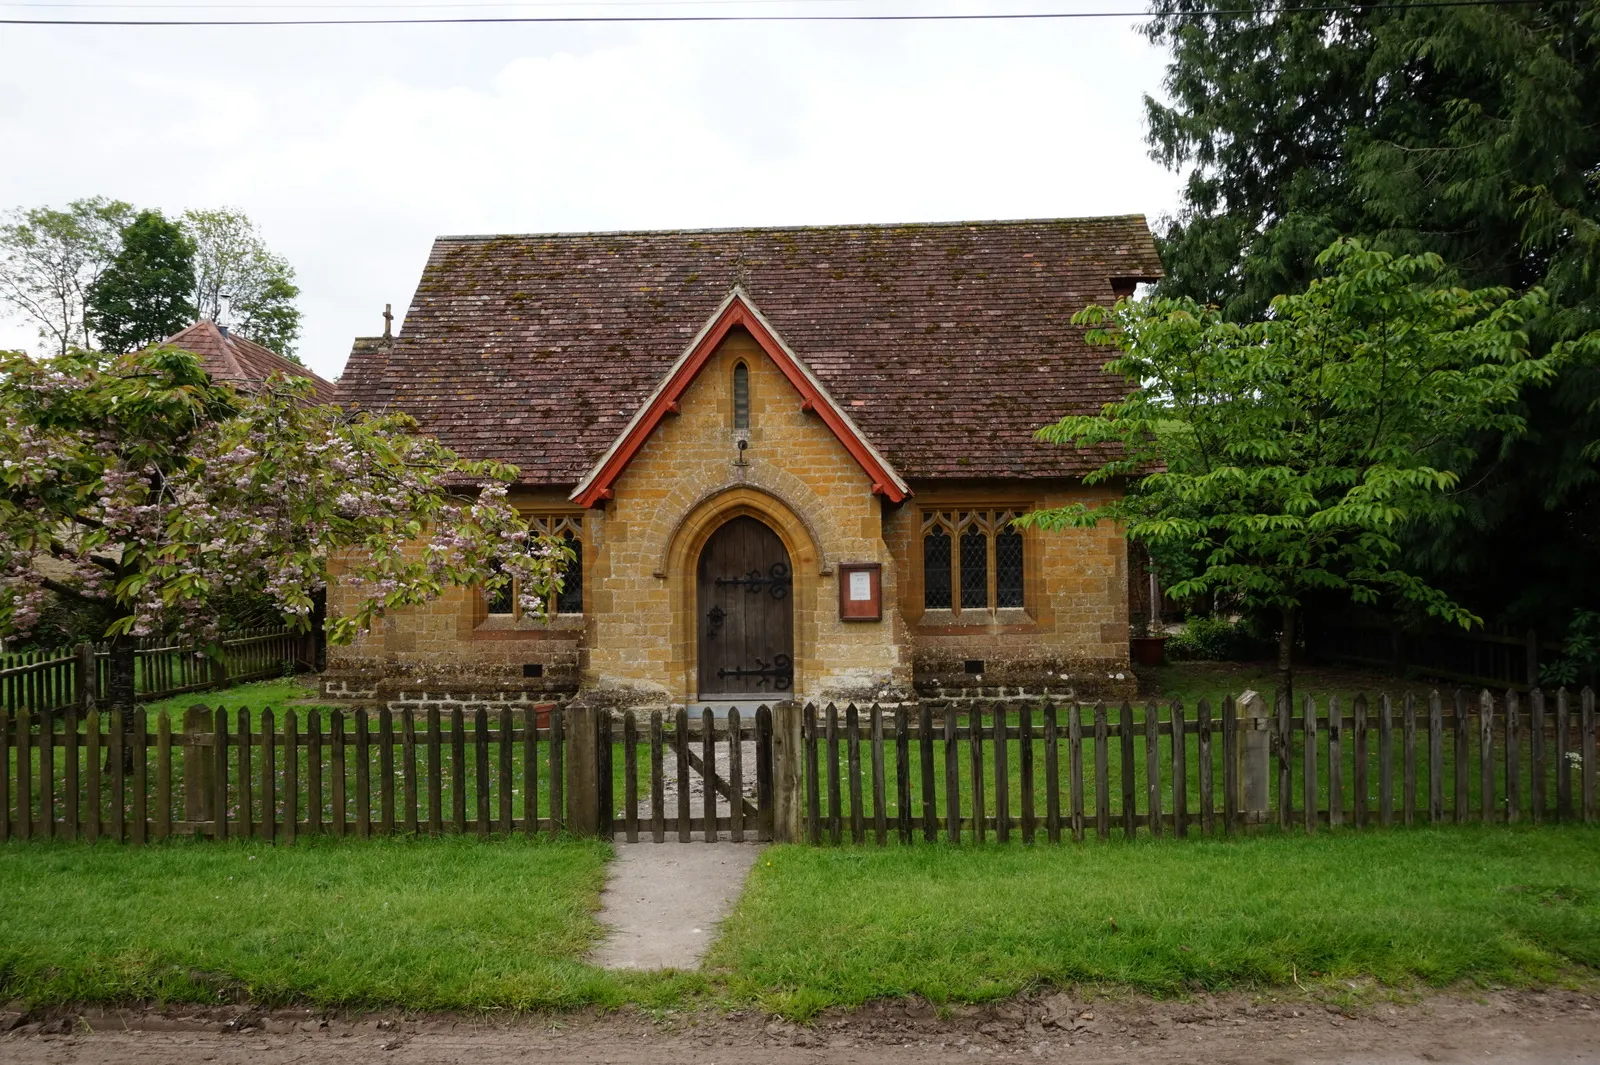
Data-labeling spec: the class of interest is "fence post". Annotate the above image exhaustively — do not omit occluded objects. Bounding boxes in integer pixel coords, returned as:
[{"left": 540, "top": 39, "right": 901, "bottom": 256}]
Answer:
[
  {"left": 563, "top": 701, "right": 600, "bottom": 836},
  {"left": 183, "top": 704, "right": 215, "bottom": 824},
  {"left": 772, "top": 700, "right": 804, "bottom": 843},
  {"left": 1236, "top": 690, "right": 1271, "bottom": 821},
  {"left": 76, "top": 642, "right": 97, "bottom": 713}
]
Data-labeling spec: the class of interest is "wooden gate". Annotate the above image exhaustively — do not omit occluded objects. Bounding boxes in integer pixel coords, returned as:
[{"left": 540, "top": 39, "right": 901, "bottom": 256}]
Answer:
[
  {"left": 600, "top": 707, "right": 775, "bottom": 842},
  {"left": 697, "top": 517, "right": 794, "bottom": 696}
]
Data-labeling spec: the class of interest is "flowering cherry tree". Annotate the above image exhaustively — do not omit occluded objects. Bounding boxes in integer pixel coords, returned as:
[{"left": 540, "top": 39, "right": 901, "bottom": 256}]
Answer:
[{"left": 0, "top": 344, "right": 571, "bottom": 724}]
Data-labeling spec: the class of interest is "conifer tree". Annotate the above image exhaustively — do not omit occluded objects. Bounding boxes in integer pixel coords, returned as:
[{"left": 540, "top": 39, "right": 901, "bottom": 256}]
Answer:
[{"left": 85, "top": 210, "right": 196, "bottom": 353}]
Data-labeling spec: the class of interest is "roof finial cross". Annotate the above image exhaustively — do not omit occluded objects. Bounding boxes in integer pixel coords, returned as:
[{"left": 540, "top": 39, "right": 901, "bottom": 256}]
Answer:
[{"left": 382, "top": 303, "right": 393, "bottom": 340}]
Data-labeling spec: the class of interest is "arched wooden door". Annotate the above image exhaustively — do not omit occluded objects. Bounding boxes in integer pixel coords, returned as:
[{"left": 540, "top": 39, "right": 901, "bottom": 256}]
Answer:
[{"left": 697, "top": 516, "right": 794, "bottom": 696}]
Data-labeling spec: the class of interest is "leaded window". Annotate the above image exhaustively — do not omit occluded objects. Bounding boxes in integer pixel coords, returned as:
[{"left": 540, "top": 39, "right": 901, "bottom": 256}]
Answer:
[
  {"left": 995, "top": 525, "right": 1024, "bottom": 608},
  {"left": 485, "top": 558, "right": 514, "bottom": 615},
  {"left": 959, "top": 525, "right": 988, "bottom": 610},
  {"left": 919, "top": 509, "right": 1026, "bottom": 615},
  {"left": 556, "top": 529, "right": 583, "bottom": 614},
  {"left": 481, "top": 513, "right": 584, "bottom": 618},
  {"left": 922, "top": 525, "right": 952, "bottom": 609},
  {"left": 733, "top": 362, "right": 750, "bottom": 430}
]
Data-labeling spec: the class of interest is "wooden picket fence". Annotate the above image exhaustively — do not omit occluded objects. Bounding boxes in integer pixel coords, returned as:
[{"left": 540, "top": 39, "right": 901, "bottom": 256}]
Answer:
[
  {"left": 0, "top": 704, "right": 569, "bottom": 843},
  {"left": 3, "top": 688, "right": 1594, "bottom": 845},
  {"left": 797, "top": 689, "right": 1598, "bottom": 845},
  {"left": 0, "top": 628, "right": 306, "bottom": 718}
]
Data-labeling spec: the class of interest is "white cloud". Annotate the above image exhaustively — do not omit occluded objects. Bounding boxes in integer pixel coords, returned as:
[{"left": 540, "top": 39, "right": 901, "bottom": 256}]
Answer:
[{"left": 0, "top": 5, "right": 1181, "bottom": 379}]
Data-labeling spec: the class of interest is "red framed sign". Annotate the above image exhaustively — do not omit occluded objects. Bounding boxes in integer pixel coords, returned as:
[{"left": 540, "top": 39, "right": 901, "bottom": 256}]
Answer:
[{"left": 837, "top": 562, "right": 882, "bottom": 621}]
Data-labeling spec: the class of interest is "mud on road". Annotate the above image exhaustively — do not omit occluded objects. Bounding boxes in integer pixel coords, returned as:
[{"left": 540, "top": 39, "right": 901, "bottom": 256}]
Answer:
[{"left": 3, "top": 988, "right": 1598, "bottom": 1064}]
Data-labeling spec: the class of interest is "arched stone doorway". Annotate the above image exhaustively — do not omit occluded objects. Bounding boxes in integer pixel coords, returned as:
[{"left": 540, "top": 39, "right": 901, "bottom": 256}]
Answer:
[{"left": 696, "top": 516, "right": 794, "bottom": 696}]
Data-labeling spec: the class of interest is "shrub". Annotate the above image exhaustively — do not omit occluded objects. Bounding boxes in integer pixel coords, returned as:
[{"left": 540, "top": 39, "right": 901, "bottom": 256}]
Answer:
[
  {"left": 1166, "top": 615, "right": 1274, "bottom": 661},
  {"left": 1541, "top": 609, "right": 1600, "bottom": 687}
]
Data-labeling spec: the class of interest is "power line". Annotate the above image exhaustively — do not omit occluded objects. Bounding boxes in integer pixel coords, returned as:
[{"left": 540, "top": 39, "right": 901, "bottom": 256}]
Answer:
[
  {"left": 0, "top": 0, "right": 1555, "bottom": 22},
  {"left": 0, "top": 0, "right": 869, "bottom": 8}
]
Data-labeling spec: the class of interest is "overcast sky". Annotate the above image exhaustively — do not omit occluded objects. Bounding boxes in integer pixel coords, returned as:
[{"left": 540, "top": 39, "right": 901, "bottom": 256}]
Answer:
[{"left": 0, "top": 0, "right": 1183, "bottom": 380}]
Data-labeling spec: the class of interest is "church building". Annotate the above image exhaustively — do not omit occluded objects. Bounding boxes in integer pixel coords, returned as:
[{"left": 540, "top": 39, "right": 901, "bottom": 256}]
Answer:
[{"left": 326, "top": 216, "right": 1161, "bottom": 713}]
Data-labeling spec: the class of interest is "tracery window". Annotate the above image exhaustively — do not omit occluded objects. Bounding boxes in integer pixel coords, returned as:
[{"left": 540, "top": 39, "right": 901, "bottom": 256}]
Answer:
[
  {"left": 482, "top": 513, "right": 584, "bottom": 618},
  {"left": 920, "top": 509, "right": 1026, "bottom": 615}
]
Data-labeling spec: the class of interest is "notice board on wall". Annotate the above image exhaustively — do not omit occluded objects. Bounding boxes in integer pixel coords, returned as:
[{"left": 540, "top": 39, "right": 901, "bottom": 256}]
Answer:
[{"left": 837, "top": 562, "right": 882, "bottom": 621}]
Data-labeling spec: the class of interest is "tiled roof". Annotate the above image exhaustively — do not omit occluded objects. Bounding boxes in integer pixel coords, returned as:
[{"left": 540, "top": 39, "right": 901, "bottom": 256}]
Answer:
[
  {"left": 162, "top": 320, "right": 338, "bottom": 405},
  {"left": 338, "top": 216, "right": 1161, "bottom": 486}
]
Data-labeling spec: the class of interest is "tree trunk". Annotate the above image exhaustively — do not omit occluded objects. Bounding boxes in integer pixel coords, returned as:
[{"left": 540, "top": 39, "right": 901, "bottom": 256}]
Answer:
[
  {"left": 106, "top": 633, "right": 137, "bottom": 773},
  {"left": 1278, "top": 606, "right": 1297, "bottom": 719}
]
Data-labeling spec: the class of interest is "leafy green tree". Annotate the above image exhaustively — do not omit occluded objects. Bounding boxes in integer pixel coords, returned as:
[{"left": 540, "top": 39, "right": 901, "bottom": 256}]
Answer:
[
  {"left": 0, "top": 345, "right": 571, "bottom": 756},
  {"left": 182, "top": 208, "right": 303, "bottom": 360},
  {"left": 1018, "top": 242, "right": 1568, "bottom": 705},
  {"left": 85, "top": 210, "right": 197, "bottom": 353},
  {"left": 1142, "top": 0, "right": 1600, "bottom": 626},
  {"left": 0, "top": 197, "right": 133, "bottom": 355}
]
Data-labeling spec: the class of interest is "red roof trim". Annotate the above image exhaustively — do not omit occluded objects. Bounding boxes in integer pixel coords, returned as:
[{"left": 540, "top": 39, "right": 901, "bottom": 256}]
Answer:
[{"left": 571, "top": 293, "right": 910, "bottom": 508}]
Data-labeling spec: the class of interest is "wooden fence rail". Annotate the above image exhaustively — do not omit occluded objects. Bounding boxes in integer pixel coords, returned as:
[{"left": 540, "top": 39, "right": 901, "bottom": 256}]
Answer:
[{"left": 0, "top": 628, "right": 307, "bottom": 718}]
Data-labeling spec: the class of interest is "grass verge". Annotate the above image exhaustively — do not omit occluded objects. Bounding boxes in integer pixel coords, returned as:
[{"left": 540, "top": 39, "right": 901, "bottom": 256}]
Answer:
[
  {"left": 0, "top": 836, "right": 698, "bottom": 1010},
  {"left": 708, "top": 825, "right": 1600, "bottom": 1017},
  {"left": 3, "top": 825, "right": 1596, "bottom": 1018}
]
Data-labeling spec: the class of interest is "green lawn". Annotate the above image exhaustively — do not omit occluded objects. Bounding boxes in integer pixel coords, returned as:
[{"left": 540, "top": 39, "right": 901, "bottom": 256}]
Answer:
[
  {"left": 141, "top": 677, "right": 332, "bottom": 729},
  {"left": 0, "top": 836, "right": 695, "bottom": 1010},
  {"left": 2, "top": 826, "right": 1596, "bottom": 1015},
  {"left": 1148, "top": 659, "right": 1442, "bottom": 714},
  {"left": 710, "top": 826, "right": 1600, "bottom": 1016}
]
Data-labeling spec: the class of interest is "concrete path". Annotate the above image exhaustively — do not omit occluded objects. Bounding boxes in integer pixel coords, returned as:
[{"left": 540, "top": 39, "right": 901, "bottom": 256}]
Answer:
[{"left": 590, "top": 842, "right": 764, "bottom": 970}]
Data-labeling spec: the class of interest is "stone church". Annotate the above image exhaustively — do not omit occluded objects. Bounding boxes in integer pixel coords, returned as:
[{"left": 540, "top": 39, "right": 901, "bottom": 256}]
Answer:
[{"left": 326, "top": 216, "right": 1161, "bottom": 713}]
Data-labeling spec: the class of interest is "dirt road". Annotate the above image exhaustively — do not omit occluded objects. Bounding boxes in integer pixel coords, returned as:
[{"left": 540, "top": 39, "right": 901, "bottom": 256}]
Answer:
[{"left": 3, "top": 988, "right": 1597, "bottom": 1064}]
